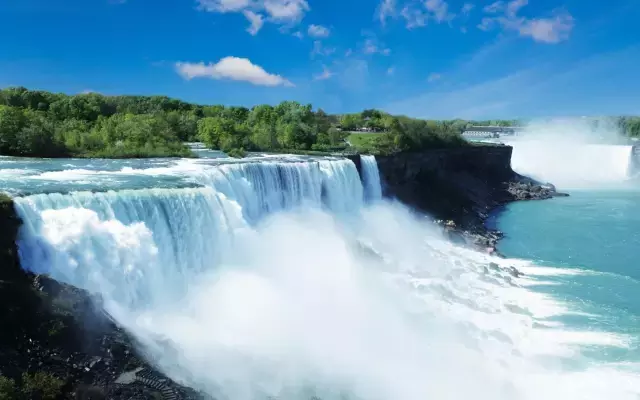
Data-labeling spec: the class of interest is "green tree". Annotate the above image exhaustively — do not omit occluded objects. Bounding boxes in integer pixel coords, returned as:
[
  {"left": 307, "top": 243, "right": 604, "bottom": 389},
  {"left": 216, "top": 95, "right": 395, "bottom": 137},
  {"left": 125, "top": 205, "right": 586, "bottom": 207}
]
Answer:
[
  {"left": 0, "top": 105, "right": 25, "bottom": 154},
  {"left": 0, "top": 376, "right": 17, "bottom": 400},
  {"left": 21, "top": 372, "right": 64, "bottom": 400}
]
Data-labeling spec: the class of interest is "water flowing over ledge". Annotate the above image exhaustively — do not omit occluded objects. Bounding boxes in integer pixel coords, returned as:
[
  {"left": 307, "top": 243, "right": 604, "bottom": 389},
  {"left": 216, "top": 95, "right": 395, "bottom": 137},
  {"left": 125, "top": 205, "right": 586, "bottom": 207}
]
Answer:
[{"left": 2, "top": 150, "right": 639, "bottom": 400}]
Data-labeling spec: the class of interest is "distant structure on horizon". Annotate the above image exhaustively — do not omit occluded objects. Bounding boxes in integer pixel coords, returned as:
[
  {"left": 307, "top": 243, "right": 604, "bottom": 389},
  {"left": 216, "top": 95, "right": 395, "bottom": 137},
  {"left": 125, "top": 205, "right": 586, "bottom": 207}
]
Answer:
[{"left": 462, "top": 125, "right": 526, "bottom": 139}]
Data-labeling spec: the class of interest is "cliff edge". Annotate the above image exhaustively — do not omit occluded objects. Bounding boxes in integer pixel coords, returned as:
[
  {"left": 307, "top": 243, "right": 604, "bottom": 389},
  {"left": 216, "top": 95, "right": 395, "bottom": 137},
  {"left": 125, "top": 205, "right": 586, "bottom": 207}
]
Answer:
[{"left": 352, "top": 145, "right": 562, "bottom": 249}]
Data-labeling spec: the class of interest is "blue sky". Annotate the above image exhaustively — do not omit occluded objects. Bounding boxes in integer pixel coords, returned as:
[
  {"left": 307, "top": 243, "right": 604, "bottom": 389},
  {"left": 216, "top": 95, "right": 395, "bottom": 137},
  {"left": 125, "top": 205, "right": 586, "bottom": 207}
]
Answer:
[{"left": 0, "top": 0, "right": 638, "bottom": 118}]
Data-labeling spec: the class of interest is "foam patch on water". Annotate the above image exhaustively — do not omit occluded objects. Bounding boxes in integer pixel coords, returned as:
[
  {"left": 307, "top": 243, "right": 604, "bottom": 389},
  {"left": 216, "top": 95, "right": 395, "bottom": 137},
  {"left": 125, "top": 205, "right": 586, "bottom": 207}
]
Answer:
[{"left": 518, "top": 265, "right": 594, "bottom": 276}]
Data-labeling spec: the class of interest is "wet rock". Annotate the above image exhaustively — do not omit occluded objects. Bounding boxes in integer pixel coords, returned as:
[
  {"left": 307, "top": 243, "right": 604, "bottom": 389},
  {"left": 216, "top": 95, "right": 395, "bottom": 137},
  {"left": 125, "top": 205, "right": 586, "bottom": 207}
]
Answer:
[
  {"left": 374, "top": 146, "right": 566, "bottom": 253},
  {"left": 507, "top": 266, "right": 524, "bottom": 278}
]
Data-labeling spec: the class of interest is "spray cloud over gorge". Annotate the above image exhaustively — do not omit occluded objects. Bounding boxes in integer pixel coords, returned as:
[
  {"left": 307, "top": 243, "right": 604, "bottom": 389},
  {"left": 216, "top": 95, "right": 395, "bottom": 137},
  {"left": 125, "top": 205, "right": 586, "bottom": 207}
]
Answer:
[
  {"left": 505, "top": 118, "right": 637, "bottom": 189},
  {"left": 10, "top": 156, "right": 640, "bottom": 399}
]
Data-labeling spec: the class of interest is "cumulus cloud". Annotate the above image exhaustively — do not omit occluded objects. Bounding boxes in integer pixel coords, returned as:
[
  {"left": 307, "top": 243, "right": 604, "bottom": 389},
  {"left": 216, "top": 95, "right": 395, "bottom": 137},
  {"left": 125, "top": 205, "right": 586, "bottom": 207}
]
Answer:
[
  {"left": 311, "top": 40, "right": 337, "bottom": 57},
  {"left": 401, "top": 5, "right": 428, "bottom": 28},
  {"left": 478, "top": 0, "right": 574, "bottom": 43},
  {"left": 197, "top": 0, "right": 309, "bottom": 33},
  {"left": 243, "top": 10, "right": 264, "bottom": 35},
  {"left": 378, "top": 0, "right": 396, "bottom": 25},
  {"left": 175, "top": 57, "right": 294, "bottom": 87},
  {"left": 461, "top": 3, "right": 474, "bottom": 14},
  {"left": 308, "top": 24, "right": 330, "bottom": 38},
  {"left": 313, "top": 65, "right": 334, "bottom": 80},
  {"left": 517, "top": 14, "right": 574, "bottom": 43},
  {"left": 198, "top": 0, "right": 251, "bottom": 13},
  {"left": 390, "top": 0, "right": 456, "bottom": 28},
  {"left": 363, "top": 37, "right": 391, "bottom": 55},
  {"left": 483, "top": 0, "right": 504, "bottom": 13},
  {"left": 425, "top": 0, "right": 455, "bottom": 23},
  {"left": 264, "top": 0, "right": 309, "bottom": 22}
]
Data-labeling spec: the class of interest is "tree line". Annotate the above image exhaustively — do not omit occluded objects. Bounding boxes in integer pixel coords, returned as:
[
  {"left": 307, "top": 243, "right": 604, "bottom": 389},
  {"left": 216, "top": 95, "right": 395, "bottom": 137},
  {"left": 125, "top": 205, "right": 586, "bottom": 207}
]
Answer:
[
  {"left": 0, "top": 87, "right": 470, "bottom": 158},
  {"left": 2, "top": 87, "right": 638, "bottom": 159},
  {"left": 0, "top": 87, "right": 356, "bottom": 158}
]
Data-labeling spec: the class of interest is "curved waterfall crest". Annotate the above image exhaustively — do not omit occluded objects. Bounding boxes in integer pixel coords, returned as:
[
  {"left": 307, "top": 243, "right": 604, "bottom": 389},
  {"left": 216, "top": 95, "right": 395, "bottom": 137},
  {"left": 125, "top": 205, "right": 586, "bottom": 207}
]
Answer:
[{"left": 13, "top": 157, "right": 375, "bottom": 308}]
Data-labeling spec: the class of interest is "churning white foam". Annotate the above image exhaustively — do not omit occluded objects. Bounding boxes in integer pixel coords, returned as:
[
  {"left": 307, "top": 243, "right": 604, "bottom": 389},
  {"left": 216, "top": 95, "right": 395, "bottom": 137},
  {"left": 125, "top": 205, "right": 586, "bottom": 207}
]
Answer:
[
  {"left": 506, "top": 118, "right": 636, "bottom": 189},
  {"left": 13, "top": 157, "right": 640, "bottom": 400}
]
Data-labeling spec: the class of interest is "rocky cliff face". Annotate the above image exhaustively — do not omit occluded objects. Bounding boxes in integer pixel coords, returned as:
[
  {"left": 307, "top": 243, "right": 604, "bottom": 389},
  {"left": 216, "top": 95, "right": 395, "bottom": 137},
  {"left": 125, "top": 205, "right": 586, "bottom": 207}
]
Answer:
[{"left": 350, "top": 145, "right": 561, "bottom": 249}]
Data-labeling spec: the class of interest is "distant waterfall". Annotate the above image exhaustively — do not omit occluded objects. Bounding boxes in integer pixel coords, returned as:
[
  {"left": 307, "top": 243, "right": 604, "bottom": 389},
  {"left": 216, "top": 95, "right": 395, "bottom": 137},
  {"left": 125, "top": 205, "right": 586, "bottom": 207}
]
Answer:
[
  {"left": 508, "top": 140, "right": 636, "bottom": 188},
  {"left": 361, "top": 155, "right": 382, "bottom": 202}
]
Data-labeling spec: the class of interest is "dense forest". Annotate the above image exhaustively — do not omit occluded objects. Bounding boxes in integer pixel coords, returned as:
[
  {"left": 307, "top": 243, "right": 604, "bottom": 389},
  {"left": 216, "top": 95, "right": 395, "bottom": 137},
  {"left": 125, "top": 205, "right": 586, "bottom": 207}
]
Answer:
[{"left": 1, "top": 87, "right": 639, "bottom": 159}]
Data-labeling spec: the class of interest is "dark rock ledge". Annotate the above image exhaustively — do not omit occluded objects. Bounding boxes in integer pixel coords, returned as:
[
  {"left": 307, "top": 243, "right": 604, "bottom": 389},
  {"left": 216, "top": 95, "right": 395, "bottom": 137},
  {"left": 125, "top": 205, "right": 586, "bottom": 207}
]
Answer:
[{"left": 350, "top": 145, "right": 568, "bottom": 254}]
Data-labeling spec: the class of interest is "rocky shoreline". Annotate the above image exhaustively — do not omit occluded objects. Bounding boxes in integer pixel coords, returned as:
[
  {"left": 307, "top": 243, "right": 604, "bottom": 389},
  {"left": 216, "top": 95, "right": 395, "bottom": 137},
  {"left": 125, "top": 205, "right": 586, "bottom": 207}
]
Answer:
[{"left": 363, "top": 146, "right": 567, "bottom": 254}]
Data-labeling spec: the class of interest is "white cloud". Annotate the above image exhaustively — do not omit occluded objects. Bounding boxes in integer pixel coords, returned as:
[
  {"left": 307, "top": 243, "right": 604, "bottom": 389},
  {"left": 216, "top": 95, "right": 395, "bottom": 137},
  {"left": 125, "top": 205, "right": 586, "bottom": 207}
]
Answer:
[
  {"left": 197, "top": 0, "right": 309, "bottom": 34},
  {"left": 175, "top": 57, "right": 294, "bottom": 87},
  {"left": 461, "top": 3, "right": 474, "bottom": 14},
  {"left": 427, "top": 72, "right": 442, "bottom": 82},
  {"left": 477, "top": 17, "right": 494, "bottom": 31},
  {"left": 483, "top": 1, "right": 504, "bottom": 13},
  {"left": 313, "top": 65, "right": 334, "bottom": 80},
  {"left": 243, "top": 10, "right": 264, "bottom": 35},
  {"left": 308, "top": 24, "right": 330, "bottom": 38},
  {"left": 198, "top": 0, "right": 251, "bottom": 13},
  {"left": 263, "top": 0, "right": 309, "bottom": 21},
  {"left": 425, "top": 0, "right": 455, "bottom": 23},
  {"left": 363, "top": 38, "right": 391, "bottom": 55},
  {"left": 292, "top": 30, "right": 304, "bottom": 38},
  {"left": 396, "top": 0, "right": 455, "bottom": 28},
  {"left": 518, "top": 13, "right": 574, "bottom": 43},
  {"left": 505, "top": 0, "right": 527, "bottom": 17},
  {"left": 312, "top": 40, "right": 336, "bottom": 57},
  {"left": 378, "top": 0, "right": 396, "bottom": 25},
  {"left": 401, "top": 5, "right": 428, "bottom": 28},
  {"left": 479, "top": 0, "right": 574, "bottom": 43}
]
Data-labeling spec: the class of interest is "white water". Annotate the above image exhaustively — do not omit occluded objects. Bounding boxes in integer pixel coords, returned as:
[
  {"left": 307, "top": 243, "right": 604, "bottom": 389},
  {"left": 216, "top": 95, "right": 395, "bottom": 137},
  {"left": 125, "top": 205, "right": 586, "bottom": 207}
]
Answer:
[
  {"left": 509, "top": 140, "right": 634, "bottom": 188},
  {"left": 361, "top": 155, "right": 382, "bottom": 202},
  {"left": 505, "top": 118, "right": 636, "bottom": 189},
  {"left": 13, "top": 157, "right": 640, "bottom": 400}
]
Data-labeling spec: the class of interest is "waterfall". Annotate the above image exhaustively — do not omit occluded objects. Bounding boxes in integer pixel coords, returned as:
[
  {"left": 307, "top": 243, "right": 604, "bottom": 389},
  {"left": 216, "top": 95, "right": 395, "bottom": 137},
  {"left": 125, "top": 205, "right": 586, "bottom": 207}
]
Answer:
[
  {"left": 361, "top": 155, "right": 382, "bottom": 202},
  {"left": 14, "top": 159, "right": 366, "bottom": 307},
  {"left": 14, "top": 187, "right": 242, "bottom": 309},
  {"left": 507, "top": 140, "right": 635, "bottom": 188},
  {"left": 12, "top": 156, "right": 640, "bottom": 400}
]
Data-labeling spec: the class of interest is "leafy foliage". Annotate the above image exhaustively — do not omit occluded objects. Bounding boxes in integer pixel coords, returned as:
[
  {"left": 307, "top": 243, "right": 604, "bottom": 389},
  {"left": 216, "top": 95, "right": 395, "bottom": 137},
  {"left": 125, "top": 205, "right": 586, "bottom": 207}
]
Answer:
[
  {"left": 21, "top": 372, "right": 64, "bottom": 400},
  {"left": 0, "top": 376, "right": 17, "bottom": 400},
  {"left": 615, "top": 116, "right": 640, "bottom": 137}
]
